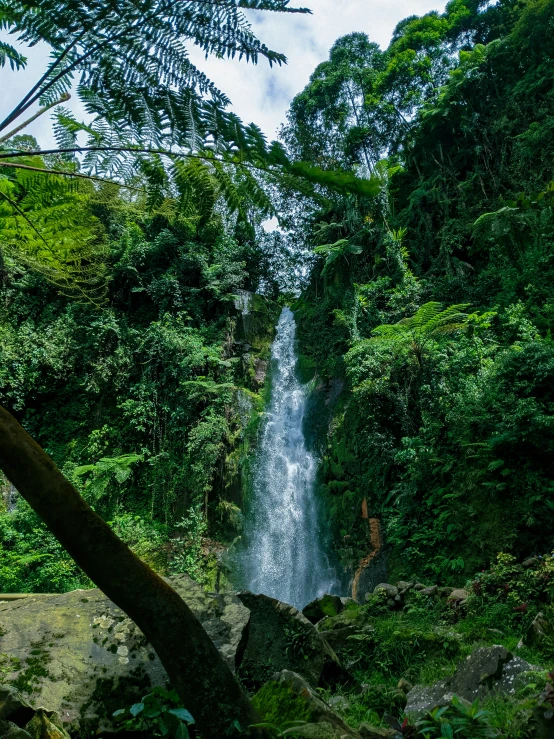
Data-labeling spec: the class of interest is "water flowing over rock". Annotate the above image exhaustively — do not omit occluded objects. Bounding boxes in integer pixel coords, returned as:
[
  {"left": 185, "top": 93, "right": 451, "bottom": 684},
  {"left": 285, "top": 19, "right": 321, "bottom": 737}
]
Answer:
[{"left": 239, "top": 307, "right": 336, "bottom": 609}]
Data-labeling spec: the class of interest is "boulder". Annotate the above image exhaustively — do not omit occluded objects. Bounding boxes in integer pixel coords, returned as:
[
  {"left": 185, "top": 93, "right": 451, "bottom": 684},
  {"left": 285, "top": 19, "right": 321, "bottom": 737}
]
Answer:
[
  {"left": 447, "top": 588, "right": 468, "bottom": 604},
  {"left": 527, "top": 611, "right": 553, "bottom": 646},
  {"left": 372, "top": 584, "right": 398, "bottom": 599},
  {"left": 0, "top": 575, "right": 249, "bottom": 733},
  {"left": 419, "top": 586, "right": 438, "bottom": 597},
  {"left": 236, "top": 592, "right": 345, "bottom": 691},
  {"left": 303, "top": 594, "right": 345, "bottom": 624},
  {"left": 405, "top": 645, "right": 538, "bottom": 717},
  {"left": 396, "top": 582, "right": 413, "bottom": 595},
  {"left": 252, "top": 670, "right": 361, "bottom": 739}
]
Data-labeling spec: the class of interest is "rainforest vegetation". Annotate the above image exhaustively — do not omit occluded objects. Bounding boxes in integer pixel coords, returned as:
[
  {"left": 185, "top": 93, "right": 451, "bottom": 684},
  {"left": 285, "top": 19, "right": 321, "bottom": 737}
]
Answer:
[{"left": 2, "top": 0, "right": 554, "bottom": 737}]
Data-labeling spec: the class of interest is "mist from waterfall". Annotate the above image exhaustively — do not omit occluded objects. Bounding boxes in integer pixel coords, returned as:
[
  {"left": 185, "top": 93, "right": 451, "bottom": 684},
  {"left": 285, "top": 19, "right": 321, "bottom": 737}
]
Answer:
[{"left": 239, "top": 307, "right": 337, "bottom": 609}]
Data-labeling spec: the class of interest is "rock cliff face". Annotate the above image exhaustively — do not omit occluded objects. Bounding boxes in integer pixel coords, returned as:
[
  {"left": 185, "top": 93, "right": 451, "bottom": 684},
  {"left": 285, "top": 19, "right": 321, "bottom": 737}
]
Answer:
[{"left": 0, "top": 577, "right": 342, "bottom": 734}]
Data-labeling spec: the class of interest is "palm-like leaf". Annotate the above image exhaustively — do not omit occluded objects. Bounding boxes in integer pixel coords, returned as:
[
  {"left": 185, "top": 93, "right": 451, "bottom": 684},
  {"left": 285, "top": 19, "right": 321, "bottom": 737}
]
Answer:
[{"left": 371, "top": 302, "right": 470, "bottom": 363}]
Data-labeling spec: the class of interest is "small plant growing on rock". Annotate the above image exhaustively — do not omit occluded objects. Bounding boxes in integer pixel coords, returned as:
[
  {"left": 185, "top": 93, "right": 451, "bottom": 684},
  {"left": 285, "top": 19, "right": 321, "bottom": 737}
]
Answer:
[
  {"left": 113, "top": 686, "right": 195, "bottom": 738},
  {"left": 412, "top": 696, "right": 499, "bottom": 738}
]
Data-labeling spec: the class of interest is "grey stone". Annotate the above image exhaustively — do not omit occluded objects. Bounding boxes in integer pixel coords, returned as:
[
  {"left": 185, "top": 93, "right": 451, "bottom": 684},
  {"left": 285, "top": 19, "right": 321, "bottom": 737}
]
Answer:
[
  {"left": 237, "top": 592, "right": 343, "bottom": 690},
  {"left": 522, "top": 557, "right": 539, "bottom": 569},
  {"left": 438, "top": 587, "right": 455, "bottom": 599},
  {"left": 373, "top": 584, "right": 398, "bottom": 599},
  {"left": 447, "top": 588, "right": 468, "bottom": 603},
  {"left": 527, "top": 611, "right": 553, "bottom": 646},
  {"left": 405, "top": 645, "right": 539, "bottom": 717},
  {"left": 396, "top": 581, "right": 413, "bottom": 593},
  {"left": 0, "top": 575, "right": 249, "bottom": 734},
  {"left": 413, "top": 583, "right": 427, "bottom": 591},
  {"left": 303, "top": 595, "right": 345, "bottom": 624},
  {"left": 419, "top": 585, "right": 438, "bottom": 597}
]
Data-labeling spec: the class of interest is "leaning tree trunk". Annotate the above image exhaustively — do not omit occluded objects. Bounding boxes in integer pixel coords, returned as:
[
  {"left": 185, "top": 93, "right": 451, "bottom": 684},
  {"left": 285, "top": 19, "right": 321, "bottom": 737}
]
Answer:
[{"left": 0, "top": 405, "right": 261, "bottom": 738}]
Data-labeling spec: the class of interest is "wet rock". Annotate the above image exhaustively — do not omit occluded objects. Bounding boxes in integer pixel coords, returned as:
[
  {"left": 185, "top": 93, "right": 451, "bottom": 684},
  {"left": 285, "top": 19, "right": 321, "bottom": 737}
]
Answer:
[
  {"left": 405, "top": 645, "right": 538, "bottom": 717},
  {"left": 0, "top": 575, "right": 249, "bottom": 733},
  {"left": 340, "top": 597, "right": 358, "bottom": 609},
  {"left": 237, "top": 592, "right": 344, "bottom": 691},
  {"left": 303, "top": 595, "right": 345, "bottom": 625},
  {"left": 252, "top": 670, "right": 361, "bottom": 739},
  {"left": 253, "top": 358, "right": 268, "bottom": 388},
  {"left": 373, "top": 584, "right": 398, "bottom": 599}
]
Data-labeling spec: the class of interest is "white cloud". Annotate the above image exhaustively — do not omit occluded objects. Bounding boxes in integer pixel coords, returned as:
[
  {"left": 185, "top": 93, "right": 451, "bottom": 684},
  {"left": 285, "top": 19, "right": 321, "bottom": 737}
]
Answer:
[{"left": 1, "top": 0, "right": 447, "bottom": 147}]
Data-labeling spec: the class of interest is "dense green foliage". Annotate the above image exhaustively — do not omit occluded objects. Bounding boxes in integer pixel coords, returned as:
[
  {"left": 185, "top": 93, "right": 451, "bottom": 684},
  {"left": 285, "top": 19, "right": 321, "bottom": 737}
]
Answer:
[
  {"left": 0, "top": 168, "right": 280, "bottom": 590},
  {"left": 287, "top": 0, "right": 554, "bottom": 583}
]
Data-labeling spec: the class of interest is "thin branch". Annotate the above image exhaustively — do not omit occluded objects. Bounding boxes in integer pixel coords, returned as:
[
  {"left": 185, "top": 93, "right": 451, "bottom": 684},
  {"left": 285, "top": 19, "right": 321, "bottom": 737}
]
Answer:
[
  {"left": 0, "top": 31, "right": 86, "bottom": 132},
  {"left": 0, "top": 94, "right": 71, "bottom": 144}
]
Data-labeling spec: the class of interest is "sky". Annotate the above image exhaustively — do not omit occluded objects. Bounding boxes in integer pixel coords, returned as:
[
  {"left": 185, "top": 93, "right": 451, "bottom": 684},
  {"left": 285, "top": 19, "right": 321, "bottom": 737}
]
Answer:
[{"left": 1, "top": 0, "right": 447, "bottom": 148}]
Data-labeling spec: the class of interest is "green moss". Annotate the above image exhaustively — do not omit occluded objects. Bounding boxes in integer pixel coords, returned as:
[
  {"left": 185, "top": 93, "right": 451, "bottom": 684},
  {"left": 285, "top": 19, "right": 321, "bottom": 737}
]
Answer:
[{"left": 251, "top": 681, "right": 316, "bottom": 724}]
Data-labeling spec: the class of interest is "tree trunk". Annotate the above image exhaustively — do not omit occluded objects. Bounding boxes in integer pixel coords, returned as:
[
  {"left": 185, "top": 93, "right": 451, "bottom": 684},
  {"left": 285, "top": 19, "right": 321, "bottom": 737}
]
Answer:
[{"left": 0, "top": 405, "right": 261, "bottom": 738}]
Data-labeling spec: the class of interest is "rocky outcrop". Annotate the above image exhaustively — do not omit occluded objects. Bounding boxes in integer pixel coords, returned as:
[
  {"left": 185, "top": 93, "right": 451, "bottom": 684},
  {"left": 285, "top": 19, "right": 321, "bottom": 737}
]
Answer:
[
  {"left": 236, "top": 592, "right": 346, "bottom": 692},
  {"left": 252, "top": 670, "right": 363, "bottom": 739},
  {"left": 405, "top": 645, "right": 539, "bottom": 717},
  {"left": 0, "top": 576, "right": 249, "bottom": 733},
  {"left": 0, "top": 579, "right": 348, "bottom": 734}
]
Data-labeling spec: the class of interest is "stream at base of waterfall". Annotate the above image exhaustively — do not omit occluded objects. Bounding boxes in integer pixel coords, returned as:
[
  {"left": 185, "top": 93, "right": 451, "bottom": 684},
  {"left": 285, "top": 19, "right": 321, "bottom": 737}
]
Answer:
[{"left": 238, "top": 307, "right": 337, "bottom": 609}]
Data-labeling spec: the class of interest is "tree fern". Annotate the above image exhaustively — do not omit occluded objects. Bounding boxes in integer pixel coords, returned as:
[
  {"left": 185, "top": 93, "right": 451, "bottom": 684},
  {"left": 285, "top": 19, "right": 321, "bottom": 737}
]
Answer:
[
  {"left": 0, "top": 150, "right": 108, "bottom": 304},
  {"left": 371, "top": 302, "right": 470, "bottom": 365}
]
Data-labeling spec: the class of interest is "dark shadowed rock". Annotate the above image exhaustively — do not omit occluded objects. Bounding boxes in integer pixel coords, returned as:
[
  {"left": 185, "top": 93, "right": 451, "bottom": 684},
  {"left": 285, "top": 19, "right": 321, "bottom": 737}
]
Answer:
[
  {"left": 405, "top": 645, "right": 539, "bottom": 717},
  {"left": 236, "top": 592, "right": 345, "bottom": 691}
]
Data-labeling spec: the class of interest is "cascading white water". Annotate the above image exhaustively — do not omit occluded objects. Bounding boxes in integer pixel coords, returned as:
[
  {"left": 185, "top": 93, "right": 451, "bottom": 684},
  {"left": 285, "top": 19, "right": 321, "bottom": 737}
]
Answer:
[{"left": 239, "top": 307, "right": 336, "bottom": 609}]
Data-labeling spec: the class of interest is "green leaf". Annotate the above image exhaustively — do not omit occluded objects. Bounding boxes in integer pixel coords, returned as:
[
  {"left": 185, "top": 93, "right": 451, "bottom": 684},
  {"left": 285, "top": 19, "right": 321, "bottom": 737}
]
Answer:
[
  {"left": 168, "top": 708, "right": 195, "bottom": 724},
  {"left": 129, "top": 702, "right": 144, "bottom": 717}
]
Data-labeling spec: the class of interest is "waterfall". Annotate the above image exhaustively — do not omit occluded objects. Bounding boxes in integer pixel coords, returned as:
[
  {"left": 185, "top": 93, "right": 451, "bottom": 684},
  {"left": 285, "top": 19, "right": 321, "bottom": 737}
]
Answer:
[{"left": 239, "top": 307, "right": 336, "bottom": 609}]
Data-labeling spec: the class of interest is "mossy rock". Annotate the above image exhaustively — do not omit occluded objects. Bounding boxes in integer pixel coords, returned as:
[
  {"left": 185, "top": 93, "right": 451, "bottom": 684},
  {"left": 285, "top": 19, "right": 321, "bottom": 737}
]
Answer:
[
  {"left": 252, "top": 670, "right": 361, "bottom": 738},
  {"left": 252, "top": 679, "right": 318, "bottom": 724},
  {"left": 303, "top": 595, "right": 345, "bottom": 625},
  {"left": 0, "top": 576, "right": 249, "bottom": 734}
]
